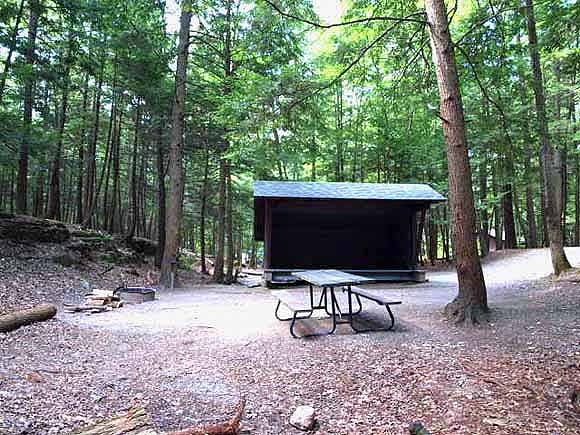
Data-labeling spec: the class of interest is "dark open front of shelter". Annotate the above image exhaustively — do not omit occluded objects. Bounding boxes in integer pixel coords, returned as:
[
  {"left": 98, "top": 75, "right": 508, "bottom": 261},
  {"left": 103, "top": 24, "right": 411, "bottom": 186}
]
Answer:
[{"left": 254, "top": 181, "right": 445, "bottom": 285}]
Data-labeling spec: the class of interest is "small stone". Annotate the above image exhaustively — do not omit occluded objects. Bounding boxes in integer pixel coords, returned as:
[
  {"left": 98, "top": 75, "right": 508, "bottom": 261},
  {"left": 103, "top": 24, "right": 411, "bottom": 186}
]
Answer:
[
  {"left": 24, "top": 372, "right": 43, "bottom": 383},
  {"left": 289, "top": 405, "right": 315, "bottom": 431}
]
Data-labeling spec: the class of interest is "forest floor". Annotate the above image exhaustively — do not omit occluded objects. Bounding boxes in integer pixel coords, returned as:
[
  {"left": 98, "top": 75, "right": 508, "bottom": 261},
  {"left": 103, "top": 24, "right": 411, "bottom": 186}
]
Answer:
[{"left": 0, "top": 242, "right": 579, "bottom": 435}]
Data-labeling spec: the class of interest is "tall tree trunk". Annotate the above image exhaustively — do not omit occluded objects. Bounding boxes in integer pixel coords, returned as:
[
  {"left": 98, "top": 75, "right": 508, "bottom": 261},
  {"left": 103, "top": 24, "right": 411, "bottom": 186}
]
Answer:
[
  {"left": 574, "top": 154, "right": 580, "bottom": 246},
  {"left": 428, "top": 209, "right": 438, "bottom": 265},
  {"left": 127, "top": 104, "right": 141, "bottom": 239},
  {"left": 109, "top": 109, "right": 122, "bottom": 233},
  {"left": 502, "top": 181, "right": 517, "bottom": 249},
  {"left": 75, "top": 73, "right": 90, "bottom": 224},
  {"left": 416, "top": 209, "right": 426, "bottom": 266},
  {"left": 46, "top": 34, "right": 74, "bottom": 220},
  {"left": 155, "top": 122, "right": 166, "bottom": 268},
  {"left": 492, "top": 164, "right": 503, "bottom": 250},
  {"left": 479, "top": 151, "right": 490, "bottom": 257},
  {"left": 425, "top": 0, "right": 488, "bottom": 324},
  {"left": 335, "top": 81, "right": 344, "bottom": 182},
  {"left": 517, "top": 55, "right": 539, "bottom": 249},
  {"left": 524, "top": 0, "right": 571, "bottom": 275},
  {"left": 214, "top": 158, "right": 227, "bottom": 283},
  {"left": 574, "top": 106, "right": 580, "bottom": 246},
  {"left": 214, "top": 0, "right": 234, "bottom": 283},
  {"left": 225, "top": 162, "right": 234, "bottom": 283},
  {"left": 0, "top": 0, "right": 25, "bottom": 104},
  {"left": 159, "top": 2, "right": 191, "bottom": 288},
  {"left": 199, "top": 139, "right": 210, "bottom": 274},
  {"left": 16, "top": 0, "right": 40, "bottom": 214},
  {"left": 83, "top": 67, "right": 103, "bottom": 225},
  {"left": 553, "top": 62, "right": 568, "bottom": 245}
]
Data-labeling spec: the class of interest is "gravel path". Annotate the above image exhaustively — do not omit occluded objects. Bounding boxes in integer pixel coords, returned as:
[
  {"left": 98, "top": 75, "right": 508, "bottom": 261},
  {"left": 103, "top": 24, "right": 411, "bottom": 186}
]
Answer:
[{"left": 1, "top": 247, "right": 579, "bottom": 434}]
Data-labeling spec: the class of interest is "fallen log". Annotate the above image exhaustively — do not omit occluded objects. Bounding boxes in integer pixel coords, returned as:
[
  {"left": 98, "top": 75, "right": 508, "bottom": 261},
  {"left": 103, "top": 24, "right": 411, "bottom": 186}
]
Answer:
[
  {"left": 0, "top": 213, "right": 70, "bottom": 243},
  {"left": 0, "top": 304, "right": 57, "bottom": 333},
  {"left": 70, "top": 400, "right": 245, "bottom": 435},
  {"left": 71, "top": 407, "right": 158, "bottom": 435},
  {"left": 165, "top": 399, "right": 245, "bottom": 435}
]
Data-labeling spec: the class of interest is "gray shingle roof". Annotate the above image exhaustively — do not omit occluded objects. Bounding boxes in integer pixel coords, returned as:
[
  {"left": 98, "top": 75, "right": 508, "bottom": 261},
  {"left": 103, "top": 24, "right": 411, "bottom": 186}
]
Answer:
[{"left": 253, "top": 181, "right": 445, "bottom": 201}]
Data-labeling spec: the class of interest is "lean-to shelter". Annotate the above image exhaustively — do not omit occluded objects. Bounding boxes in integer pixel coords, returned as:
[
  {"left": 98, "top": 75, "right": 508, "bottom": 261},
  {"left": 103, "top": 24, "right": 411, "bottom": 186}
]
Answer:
[{"left": 253, "top": 181, "right": 445, "bottom": 285}]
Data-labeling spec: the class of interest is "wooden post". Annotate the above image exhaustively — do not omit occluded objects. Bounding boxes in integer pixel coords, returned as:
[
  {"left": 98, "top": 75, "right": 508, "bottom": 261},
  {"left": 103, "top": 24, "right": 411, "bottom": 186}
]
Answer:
[
  {"left": 409, "top": 208, "right": 419, "bottom": 268},
  {"left": 264, "top": 199, "right": 272, "bottom": 269}
]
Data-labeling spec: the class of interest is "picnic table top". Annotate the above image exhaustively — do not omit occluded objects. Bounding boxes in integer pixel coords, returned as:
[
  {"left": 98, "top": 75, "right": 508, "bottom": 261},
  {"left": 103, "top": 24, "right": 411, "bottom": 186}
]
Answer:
[{"left": 291, "top": 269, "right": 374, "bottom": 287}]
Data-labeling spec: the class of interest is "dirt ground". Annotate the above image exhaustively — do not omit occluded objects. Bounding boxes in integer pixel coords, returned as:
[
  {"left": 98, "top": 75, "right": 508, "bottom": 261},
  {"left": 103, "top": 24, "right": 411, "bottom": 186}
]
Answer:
[{"left": 1, "top": 245, "right": 579, "bottom": 435}]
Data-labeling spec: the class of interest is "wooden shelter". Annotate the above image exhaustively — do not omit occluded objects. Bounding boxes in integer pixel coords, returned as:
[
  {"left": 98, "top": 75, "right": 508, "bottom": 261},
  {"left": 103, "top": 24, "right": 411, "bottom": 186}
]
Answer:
[{"left": 253, "top": 181, "right": 445, "bottom": 285}]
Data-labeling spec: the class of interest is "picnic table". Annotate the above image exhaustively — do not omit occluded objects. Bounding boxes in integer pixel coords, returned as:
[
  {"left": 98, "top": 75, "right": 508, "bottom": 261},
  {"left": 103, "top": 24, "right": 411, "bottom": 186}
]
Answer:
[{"left": 274, "top": 269, "right": 402, "bottom": 338}]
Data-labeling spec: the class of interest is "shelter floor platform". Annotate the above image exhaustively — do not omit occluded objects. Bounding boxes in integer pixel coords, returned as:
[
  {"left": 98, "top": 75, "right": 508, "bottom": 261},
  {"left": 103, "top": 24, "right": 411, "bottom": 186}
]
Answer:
[{"left": 263, "top": 269, "right": 426, "bottom": 286}]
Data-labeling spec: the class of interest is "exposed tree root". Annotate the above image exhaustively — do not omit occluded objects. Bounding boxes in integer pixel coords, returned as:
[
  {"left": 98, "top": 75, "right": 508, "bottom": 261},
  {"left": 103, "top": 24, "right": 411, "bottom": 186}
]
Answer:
[{"left": 444, "top": 298, "right": 489, "bottom": 325}]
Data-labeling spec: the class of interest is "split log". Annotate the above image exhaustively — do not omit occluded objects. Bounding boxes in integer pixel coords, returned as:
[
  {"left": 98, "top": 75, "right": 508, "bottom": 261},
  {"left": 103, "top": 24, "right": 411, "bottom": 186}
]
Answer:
[
  {"left": 0, "top": 213, "right": 70, "bottom": 243},
  {"left": 64, "top": 305, "right": 109, "bottom": 313},
  {"left": 165, "top": 399, "right": 245, "bottom": 435},
  {"left": 71, "top": 407, "right": 158, "bottom": 435},
  {"left": 0, "top": 304, "right": 57, "bottom": 333}
]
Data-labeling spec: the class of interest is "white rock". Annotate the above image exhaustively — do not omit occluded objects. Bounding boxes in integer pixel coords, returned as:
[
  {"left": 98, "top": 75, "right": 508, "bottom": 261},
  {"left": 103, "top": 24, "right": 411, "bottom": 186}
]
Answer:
[{"left": 289, "top": 405, "right": 316, "bottom": 431}]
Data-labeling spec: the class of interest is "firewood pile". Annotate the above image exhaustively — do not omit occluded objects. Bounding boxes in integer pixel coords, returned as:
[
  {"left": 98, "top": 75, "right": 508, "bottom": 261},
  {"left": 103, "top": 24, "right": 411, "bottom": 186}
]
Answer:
[{"left": 64, "top": 289, "right": 124, "bottom": 314}]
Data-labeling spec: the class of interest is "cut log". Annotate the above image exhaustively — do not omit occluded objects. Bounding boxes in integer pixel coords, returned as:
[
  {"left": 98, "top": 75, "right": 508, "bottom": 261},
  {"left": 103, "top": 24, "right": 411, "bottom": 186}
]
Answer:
[
  {"left": 165, "top": 399, "right": 245, "bottom": 435},
  {"left": 71, "top": 407, "right": 158, "bottom": 435},
  {"left": 0, "top": 303, "right": 57, "bottom": 333},
  {"left": 0, "top": 213, "right": 70, "bottom": 242}
]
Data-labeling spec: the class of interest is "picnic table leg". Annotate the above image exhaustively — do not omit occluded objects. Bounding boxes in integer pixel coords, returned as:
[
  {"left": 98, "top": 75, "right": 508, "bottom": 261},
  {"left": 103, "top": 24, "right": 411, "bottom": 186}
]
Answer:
[
  {"left": 327, "top": 287, "right": 338, "bottom": 335},
  {"left": 275, "top": 300, "right": 313, "bottom": 322},
  {"left": 347, "top": 298, "right": 396, "bottom": 333}
]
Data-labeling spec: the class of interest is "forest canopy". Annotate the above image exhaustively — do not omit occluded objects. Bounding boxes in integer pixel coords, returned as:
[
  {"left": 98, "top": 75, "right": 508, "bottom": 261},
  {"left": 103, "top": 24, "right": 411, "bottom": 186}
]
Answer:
[{"left": 0, "top": 0, "right": 578, "bottom": 292}]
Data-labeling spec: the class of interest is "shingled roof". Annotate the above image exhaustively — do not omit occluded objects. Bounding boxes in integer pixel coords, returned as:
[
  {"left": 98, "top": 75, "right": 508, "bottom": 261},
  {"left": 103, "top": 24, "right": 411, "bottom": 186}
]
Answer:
[{"left": 253, "top": 181, "right": 445, "bottom": 202}]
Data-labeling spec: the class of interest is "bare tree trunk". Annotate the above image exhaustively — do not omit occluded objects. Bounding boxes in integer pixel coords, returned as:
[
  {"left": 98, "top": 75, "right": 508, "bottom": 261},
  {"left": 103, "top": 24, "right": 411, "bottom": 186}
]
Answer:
[
  {"left": 479, "top": 151, "right": 490, "bottom": 257},
  {"left": 249, "top": 239, "right": 257, "bottom": 269},
  {"left": 83, "top": 67, "right": 103, "bottom": 226},
  {"left": 574, "top": 107, "right": 580, "bottom": 246},
  {"left": 214, "top": 158, "right": 227, "bottom": 283},
  {"left": 46, "top": 34, "right": 74, "bottom": 220},
  {"left": 525, "top": 0, "right": 571, "bottom": 275},
  {"left": 127, "top": 104, "right": 141, "bottom": 239},
  {"left": 76, "top": 73, "right": 90, "bottom": 224},
  {"left": 335, "top": 81, "right": 344, "bottom": 182},
  {"left": 516, "top": 59, "right": 539, "bottom": 249},
  {"left": 155, "top": 122, "right": 166, "bottom": 268},
  {"left": 428, "top": 209, "right": 438, "bottom": 265},
  {"left": 502, "top": 181, "right": 517, "bottom": 249},
  {"left": 199, "top": 139, "right": 210, "bottom": 274},
  {"left": 159, "top": 2, "right": 191, "bottom": 288},
  {"left": 225, "top": 162, "right": 235, "bottom": 283},
  {"left": 16, "top": 0, "right": 40, "bottom": 214},
  {"left": 416, "top": 209, "right": 426, "bottom": 266},
  {"left": 109, "top": 109, "right": 122, "bottom": 233},
  {"left": 0, "top": 0, "right": 25, "bottom": 104},
  {"left": 425, "top": 0, "right": 488, "bottom": 324}
]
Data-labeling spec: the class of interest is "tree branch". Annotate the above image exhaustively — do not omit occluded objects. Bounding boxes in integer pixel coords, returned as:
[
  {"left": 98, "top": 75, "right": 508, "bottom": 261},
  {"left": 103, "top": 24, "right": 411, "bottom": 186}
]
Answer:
[{"left": 262, "top": 0, "right": 426, "bottom": 28}]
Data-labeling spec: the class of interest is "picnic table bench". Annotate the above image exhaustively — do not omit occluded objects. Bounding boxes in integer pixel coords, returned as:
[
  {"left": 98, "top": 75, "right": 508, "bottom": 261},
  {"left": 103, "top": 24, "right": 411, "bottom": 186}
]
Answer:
[{"left": 273, "top": 269, "right": 402, "bottom": 338}]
